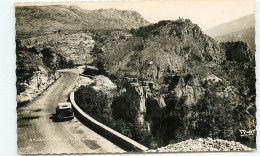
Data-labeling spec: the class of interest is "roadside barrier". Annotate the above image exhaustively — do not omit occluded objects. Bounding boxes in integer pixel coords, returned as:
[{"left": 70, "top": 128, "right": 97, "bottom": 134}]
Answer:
[{"left": 70, "top": 92, "right": 149, "bottom": 152}]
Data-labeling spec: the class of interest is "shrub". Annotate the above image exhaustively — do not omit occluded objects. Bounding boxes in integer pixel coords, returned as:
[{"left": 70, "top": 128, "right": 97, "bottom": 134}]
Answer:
[
  {"left": 190, "top": 90, "right": 234, "bottom": 140},
  {"left": 83, "top": 67, "right": 100, "bottom": 76},
  {"left": 66, "top": 60, "right": 75, "bottom": 68},
  {"left": 83, "top": 61, "right": 107, "bottom": 76},
  {"left": 74, "top": 86, "right": 109, "bottom": 122}
]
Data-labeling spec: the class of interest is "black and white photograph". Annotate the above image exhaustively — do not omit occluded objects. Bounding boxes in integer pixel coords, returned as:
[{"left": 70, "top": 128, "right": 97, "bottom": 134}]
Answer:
[{"left": 15, "top": 0, "right": 256, "bottom": 154}]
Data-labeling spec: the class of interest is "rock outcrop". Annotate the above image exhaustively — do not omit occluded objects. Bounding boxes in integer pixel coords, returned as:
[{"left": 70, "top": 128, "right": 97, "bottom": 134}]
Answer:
[
  {"left": 18, "top": 33, "right": 95, "bottom": 64},
  {"left": 76, "top": 73, "right": 117, "bottom": 96},
  {"left": 221, "top": 41, "right": 254, "bottom": 62},
  {"left": 112, "top": 78, "right": 166, "bottom": 136},
  {"left": 16, "top": 66, "right": 59, "bottom": 103},
  {"left": 97, "top": 19, "right": 226, "bottom": 82},
  {"left": 102, "top": 19, "right": 255, "bottom": 148},
  {"left": 16, "top": 40, "right": 67, "bottom": 104}
]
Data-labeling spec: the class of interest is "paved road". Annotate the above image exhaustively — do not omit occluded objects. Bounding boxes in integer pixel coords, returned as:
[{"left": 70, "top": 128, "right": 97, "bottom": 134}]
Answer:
[{"left": 17, "top": 70, "right": 124, "bottom": 154}]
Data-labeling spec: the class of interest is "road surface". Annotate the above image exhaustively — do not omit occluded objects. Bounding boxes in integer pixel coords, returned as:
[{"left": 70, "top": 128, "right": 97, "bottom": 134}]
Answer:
[{"left": 17, "top": 70, "right": 125, "bottom": 154}]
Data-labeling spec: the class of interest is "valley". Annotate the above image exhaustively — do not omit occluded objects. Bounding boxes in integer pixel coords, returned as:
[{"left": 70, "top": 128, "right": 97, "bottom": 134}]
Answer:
[{"left": 16, "top": 5, "right": 256, "bottom": 152}]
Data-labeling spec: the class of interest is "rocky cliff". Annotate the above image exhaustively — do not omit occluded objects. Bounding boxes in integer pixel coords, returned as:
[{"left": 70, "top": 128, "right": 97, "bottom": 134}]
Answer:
[
  {"left": 16, "top": 40, "right": 65, "bottom": 104},
  {"left": 95, "top": 19, "right": 256, "bottom": 148},
  {"left": 18, "top": 33, "right": 95, "bottom": 64},
  {"left": 16, "top": 66, "right": 59, "bottom": 104},
  {"left": 96, "top": 19, "right": 225, "bottom": 82}
]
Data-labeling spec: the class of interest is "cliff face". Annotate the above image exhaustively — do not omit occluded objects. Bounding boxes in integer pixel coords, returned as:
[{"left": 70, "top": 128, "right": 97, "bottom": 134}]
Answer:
[
  {"left": 97, "top": 19, "right": 225, "bottom": 82},
  {"left": 16, "top": 66, "right": 59, "bottom": 103},
  {"left": 221, "top": 41, "right": 254, "bottom": 62},
  {"left": 16, "top": 41, "right": 65, "bottom": 104},
  {"left": 103, "top": 19, "right": 255, "bottom": 148},
  {"left": 119, "top": 78, "right": 166, "bottom": 124},
  {"left": 112, "top": 59, "right": 255, "bottom": 148},
  {"left": 18, "top": 33, "right": 95, "bottom": 65}
]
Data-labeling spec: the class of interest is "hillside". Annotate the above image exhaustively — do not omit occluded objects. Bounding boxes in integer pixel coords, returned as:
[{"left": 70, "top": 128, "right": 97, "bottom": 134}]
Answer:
[
  {"left": 204, "top": 14, "right": 255, "bottom": 53},
  {"left": 15, "top": 5, "right": 150, "bottom": 39},
  {"left": 214, "top": 27, "right": 255, "bottom": 54},
  {"left": 15, "top": 5, "right": 150, "bottom": 103},
  {"left": 204, "top": 14, "right": 255, "bottom": 37},
  {"left": 81, "top": 19, "right": 256, "bottom": 148},
  {"left": 18, "top": 33, "right": 95, "bottom": 65},
  {"left": 95, "top": 19, "right": 226, "bottom": 82}
]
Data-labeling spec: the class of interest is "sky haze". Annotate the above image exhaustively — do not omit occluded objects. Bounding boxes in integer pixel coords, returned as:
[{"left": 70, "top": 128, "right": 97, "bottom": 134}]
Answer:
[{"left": 15, "top": 0, "right": 255, "bottom": 30}]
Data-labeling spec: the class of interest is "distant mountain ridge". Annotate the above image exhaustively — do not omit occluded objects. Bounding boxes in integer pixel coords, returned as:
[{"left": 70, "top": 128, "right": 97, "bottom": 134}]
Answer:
[
  {"left": 205, "top": 14, "right": 255, "bottom": 54},
  {"left": 204, "top": 14, "right": 255, "bottom": 37},
  {"left": 214, "top": 27, "right": 255, "bottom": 54},
  {"left": 15, "top": 5, "right": 150, "bottom": 39}
]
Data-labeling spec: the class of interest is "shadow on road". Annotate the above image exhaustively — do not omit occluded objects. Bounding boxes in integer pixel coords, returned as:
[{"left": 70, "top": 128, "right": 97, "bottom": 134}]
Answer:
[
  {"left": 18, "top": 116, "right": 40, "bottom": 122},
  {"left": 49, "top": 114, "right": 74, "bottom": 123}
]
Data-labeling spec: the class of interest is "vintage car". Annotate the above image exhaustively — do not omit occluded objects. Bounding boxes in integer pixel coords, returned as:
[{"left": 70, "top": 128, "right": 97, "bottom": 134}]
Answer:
[{"left": 55, "top": 102, "right": 74, "bottom": 121}]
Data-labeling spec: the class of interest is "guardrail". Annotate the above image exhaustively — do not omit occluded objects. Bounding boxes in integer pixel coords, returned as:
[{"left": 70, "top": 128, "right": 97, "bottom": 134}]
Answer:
[{"left": 69, "top": 92, "right": 149, "bottom": 152}]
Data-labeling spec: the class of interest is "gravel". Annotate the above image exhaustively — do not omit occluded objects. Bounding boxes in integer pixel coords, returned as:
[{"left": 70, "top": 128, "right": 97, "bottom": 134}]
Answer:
[{"left": 148, "top": 138, "right": 253, "bottom": 152}]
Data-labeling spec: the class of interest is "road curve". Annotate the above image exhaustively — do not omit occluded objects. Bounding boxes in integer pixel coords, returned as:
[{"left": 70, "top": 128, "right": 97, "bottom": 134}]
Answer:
[{"left": 17, "top": 70, "right": 125, "bottom": 154}]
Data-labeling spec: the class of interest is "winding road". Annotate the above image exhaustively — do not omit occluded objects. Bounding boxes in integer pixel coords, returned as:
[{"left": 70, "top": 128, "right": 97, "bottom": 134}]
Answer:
[{"left": 17, "top": 70, "right": 124, "bottom": 154}]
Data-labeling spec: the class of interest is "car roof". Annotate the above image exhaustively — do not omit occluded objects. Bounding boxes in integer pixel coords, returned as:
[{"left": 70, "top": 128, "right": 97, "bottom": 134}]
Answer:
[
  {"left": 58, "top": 102, "right": 72, "bottom": 109},
  {"left": 58, "top": 102, "right": 71, "bottom": 106}
]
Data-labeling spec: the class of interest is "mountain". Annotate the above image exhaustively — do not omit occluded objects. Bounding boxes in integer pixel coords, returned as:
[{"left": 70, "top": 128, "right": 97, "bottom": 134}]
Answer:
[
  {"left": 204, "top": 14, "right": 255, "bottom": 37},
  {"left": 214, "top": 27, "right": 255, "bottom": 54},
  {"left": 204, "top": 14, "right": 255, "bottom": 53},
  {"left": 15, "top": 5, "right": 150, "bottom": 39},
  {"left": 95, "top": 19, "right": 226, "bottom": 82},
  {"left": 89, "top": 19, "right": 255, "bottom": 148},
  {"left": 16, "top": 5, "right": 256, "bottom": 148}
]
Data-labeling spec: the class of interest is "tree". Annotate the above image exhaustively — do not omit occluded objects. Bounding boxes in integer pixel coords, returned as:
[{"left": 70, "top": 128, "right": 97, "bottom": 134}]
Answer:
[
  {"left": 191, "top": 90, "right": 234, "bottom": 140},
  {"left": 97, "top": 61, "right": 107, "bottom": 76},
  {"left": 91, "top": 45, "right": 103, "bottom": 55},
  {"left": 74, "top": 86, "right": 108, "bottom": 121},
  {"left": 67, "top": 60, "right": 75, "bottom": 68}
]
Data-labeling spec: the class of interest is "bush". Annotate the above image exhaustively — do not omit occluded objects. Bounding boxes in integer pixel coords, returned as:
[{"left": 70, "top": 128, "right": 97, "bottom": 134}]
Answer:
[
  {"left": 74, "top": 86, "right": 109, "bottom": 122},
  {"left": 66, "top": 60, "right": 75, "bottom": 68},
  {"left": 160, "top": 95, "right": 190, "bottom": 144},
  {"left": 82, "top": 67, "right": 100, "bottom": 76},
  {"left": 82, "top": 61, "right": 107, "bottom": 76},
  {"left": 190, "top": 90, "right": 234, "bottom": 140}
]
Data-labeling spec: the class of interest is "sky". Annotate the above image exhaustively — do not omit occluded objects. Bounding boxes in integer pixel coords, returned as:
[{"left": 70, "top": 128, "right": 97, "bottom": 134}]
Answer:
[{"left": 15, "top": 0, "right": 255, "bottom": 30}]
